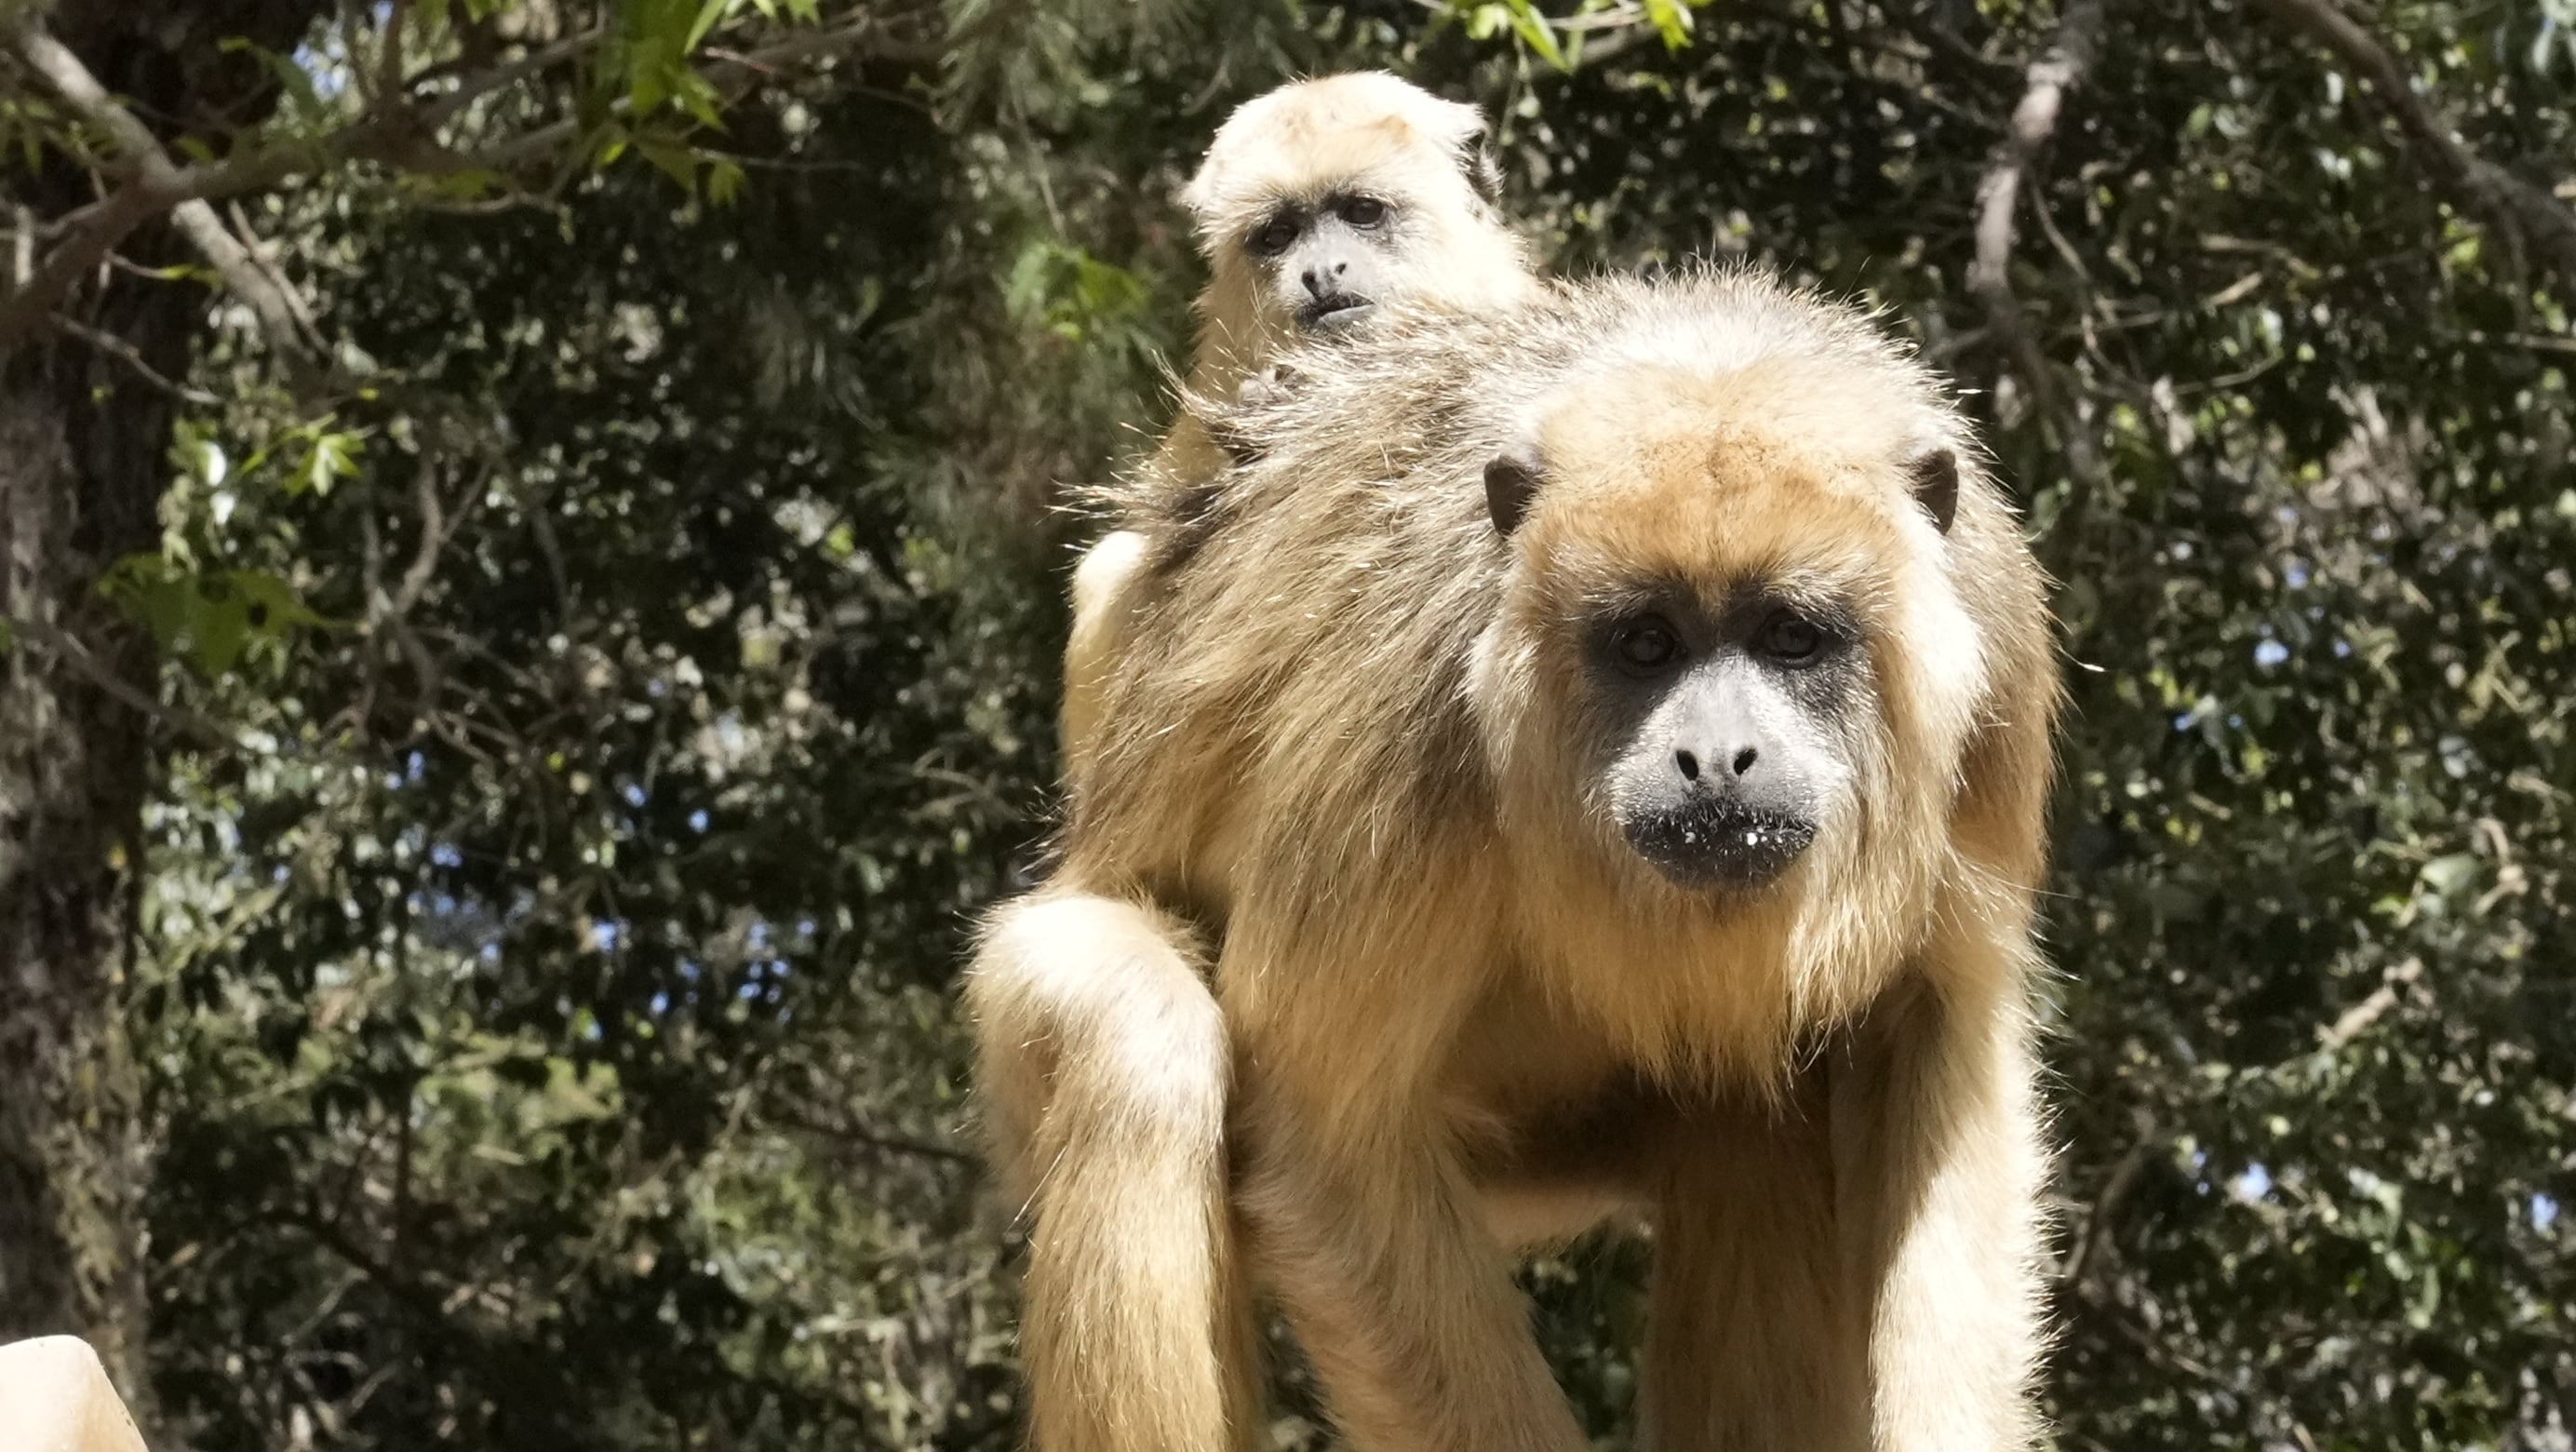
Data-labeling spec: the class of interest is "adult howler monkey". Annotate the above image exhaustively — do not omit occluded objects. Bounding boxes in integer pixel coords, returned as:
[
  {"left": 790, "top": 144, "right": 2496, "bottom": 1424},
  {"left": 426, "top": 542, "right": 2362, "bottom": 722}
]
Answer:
[{"left": 980, "top": 270, "right": 2061, "bottom": 1452}]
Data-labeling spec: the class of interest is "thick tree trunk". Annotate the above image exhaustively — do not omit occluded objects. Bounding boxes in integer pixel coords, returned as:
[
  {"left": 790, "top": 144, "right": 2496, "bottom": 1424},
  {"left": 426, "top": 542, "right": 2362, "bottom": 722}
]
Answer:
[
  {"left": 0, "top": 254, "right": 185, "bottom": 1428},
  {"left": 0, "top": 2, "right": 323, "bottom": 1428}
]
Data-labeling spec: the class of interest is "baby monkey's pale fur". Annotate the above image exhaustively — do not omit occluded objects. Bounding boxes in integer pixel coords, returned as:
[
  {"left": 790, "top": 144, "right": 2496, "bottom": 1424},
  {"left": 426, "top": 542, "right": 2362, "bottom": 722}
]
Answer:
[
  {"left": 1058, "top": 72, "right": 1539, "bottom": 778},
  {"left": 974, "top": 270, "right": 2062, "bottom": 1451}
]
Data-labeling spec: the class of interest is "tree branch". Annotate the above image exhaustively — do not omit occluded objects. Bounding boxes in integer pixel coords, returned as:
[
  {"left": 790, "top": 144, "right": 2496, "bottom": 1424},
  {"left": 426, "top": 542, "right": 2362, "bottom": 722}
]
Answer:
[
  {"left": 0, "top": 15, "right": 329, "bottom": 375},
  {"left": 767, "top": 1102, "right": 979, "bottom": 1168},
  {"left": 2255, "top": 0, "right": 2576, "bottom": 289},
  {"left": 2058, "top": 1119, "right": 2153, "bottom": 1291},
  {"left": 2, "top": 11, "right": 918, "bottom": 364},
  {"left": 2315, "top": 955, "right": 2424, "bottom": 1053},
  {"left": 3, "top": 612, "right": 248, "bottom": 751},
  {"left": 1968, "top": 0, "right": 2107, "bottom": 484},
  {"left": 47, "top": 315, "right": 223, "bottom": 404}
]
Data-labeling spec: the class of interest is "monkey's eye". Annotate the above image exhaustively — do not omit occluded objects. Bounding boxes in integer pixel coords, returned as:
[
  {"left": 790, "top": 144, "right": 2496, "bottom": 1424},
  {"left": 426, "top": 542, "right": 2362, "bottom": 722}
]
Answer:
[
  {"left": 1753, "top": 612, "right": 1827, "bottom": 666},
  {"left": 1610, "top": 618, "right": 1684, "bottom": 674},
  {"left": 1249, "top": 214, "right": 1301, "bottom": 256},
  {"left": 1338, "top": 195, "right": 1389, "bottom": 227}
]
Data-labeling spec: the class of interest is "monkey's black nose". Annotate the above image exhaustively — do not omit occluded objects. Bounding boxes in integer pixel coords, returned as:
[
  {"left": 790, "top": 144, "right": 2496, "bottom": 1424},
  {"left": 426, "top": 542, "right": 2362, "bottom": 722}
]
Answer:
[{"left": 1300, "top": 261, "right": 1348, "bottom": 298}]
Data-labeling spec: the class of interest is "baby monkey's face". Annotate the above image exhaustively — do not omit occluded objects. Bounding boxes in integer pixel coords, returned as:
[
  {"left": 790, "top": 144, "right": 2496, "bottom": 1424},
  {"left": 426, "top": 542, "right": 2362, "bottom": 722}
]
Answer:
[{"left": 1243, "top": 189, "right": 1400, "bottom": 331}]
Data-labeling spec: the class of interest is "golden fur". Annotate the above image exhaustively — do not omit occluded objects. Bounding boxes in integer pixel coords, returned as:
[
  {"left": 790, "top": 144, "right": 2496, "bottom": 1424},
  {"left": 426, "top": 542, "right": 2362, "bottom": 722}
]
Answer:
[{"left": 988, "top": 269, "right": 2061, "bottom": 1450}]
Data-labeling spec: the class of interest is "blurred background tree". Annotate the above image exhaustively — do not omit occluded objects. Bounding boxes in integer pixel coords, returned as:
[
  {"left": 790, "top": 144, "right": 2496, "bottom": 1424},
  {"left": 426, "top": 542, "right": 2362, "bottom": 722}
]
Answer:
[{"left": 1, "top": 0, "right": 2570, "bottom": 1448}]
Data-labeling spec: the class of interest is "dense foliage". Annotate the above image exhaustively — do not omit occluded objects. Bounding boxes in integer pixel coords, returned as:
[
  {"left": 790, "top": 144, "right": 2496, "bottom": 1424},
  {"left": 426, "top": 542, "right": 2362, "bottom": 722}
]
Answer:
[{"left": 5, "top": 0, "right": 2574, "bottom": 1447}]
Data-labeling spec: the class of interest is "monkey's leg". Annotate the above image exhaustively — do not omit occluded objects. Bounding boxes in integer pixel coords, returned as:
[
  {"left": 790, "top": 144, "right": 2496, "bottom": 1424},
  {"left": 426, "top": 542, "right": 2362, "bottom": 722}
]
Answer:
[
  {"left": 1636, "top": 1085, "right": 1870, "bottom": 1452},
  {"left": 966, "top": 892, "right": 1262, "bottom": 1452},
  {"left": 1831, "top": 961, "right": 2050, "bottom": 1452},
  {"left": 1059, "top": 531, "right": 1149, "bottom": 786},
  {"left": 1238, "top": 1110, "right": 1589, "bottom": 1452},
  {"left": 1223, "top": 931, "right": 1589, "bottom": 1452}
]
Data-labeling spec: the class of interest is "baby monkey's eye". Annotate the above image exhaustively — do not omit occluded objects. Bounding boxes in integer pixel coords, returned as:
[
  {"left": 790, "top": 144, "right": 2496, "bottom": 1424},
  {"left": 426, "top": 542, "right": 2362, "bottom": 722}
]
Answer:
[
  {"left": 1612, "top": 618, "right": 1684, "bottom": 673},
  {"left": 1754, "top": 611, "right": 1827, "bottom": 666},
  {"left": 1338, "top": 195, "right": 1388, "bottom": 227},
  {"left": 1249, "top": 214, "right": 1302, "bottom": 256}
]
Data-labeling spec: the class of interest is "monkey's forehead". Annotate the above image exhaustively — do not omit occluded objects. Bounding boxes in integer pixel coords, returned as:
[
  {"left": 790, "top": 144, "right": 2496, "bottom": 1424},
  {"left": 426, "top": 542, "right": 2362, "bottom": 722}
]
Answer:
[
  {"left": 1529, "top": 358, "right": 1948, "bottom": 486},
  {"left": 1187, "top": 77, "right": 1483, "bottom": 218},
  {"left": 1497, "top": 358, "right": 1955, "bottom": 586},
  {"left": 1529, "top": 477, "right": 1916, "bottom": 603},
  {"left": 1190, "top": 139, "right": 1468, "bottom": 220},
  {"left": 1209, "top": 72, "right": 1481, "bottom": 151}
]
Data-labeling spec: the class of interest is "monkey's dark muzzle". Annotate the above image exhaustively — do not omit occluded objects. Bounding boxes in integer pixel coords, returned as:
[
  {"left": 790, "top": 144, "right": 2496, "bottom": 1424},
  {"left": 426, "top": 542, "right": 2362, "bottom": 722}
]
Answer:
[{"left": 1622, "top": 803, "right": 1818, "bottom": 892}]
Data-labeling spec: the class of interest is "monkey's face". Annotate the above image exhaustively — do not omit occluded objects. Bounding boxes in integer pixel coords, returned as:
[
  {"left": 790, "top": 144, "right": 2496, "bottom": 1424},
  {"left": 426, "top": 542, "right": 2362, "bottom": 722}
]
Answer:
[
  {"left": 1242, "top": 192, "right": 1397, "bottom": 331},
  {"left": 1481, "top": 360, "right": 1975, "bottom": 905},
  {"left": 1181, "top": 74, "right": 1531, "bottom": 359},
  {"left": 1582, "top": 587, "right": 1857, "bottom": 891}
]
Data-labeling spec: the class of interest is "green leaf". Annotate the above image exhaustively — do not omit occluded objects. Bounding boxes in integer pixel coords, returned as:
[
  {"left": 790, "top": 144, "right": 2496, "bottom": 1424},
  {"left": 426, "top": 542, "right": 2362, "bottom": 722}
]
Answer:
[
  {"left": 98, "top": 558, "right": 329, "bottom": 679},
  {"left": 230, "top": 571, "right": 328, "bottom": 634},
  {"left": 218, "top": 38, "right": 325, "bottom": 122},
  {"left": 292, "top": 428, "right": 364, "bottom": 497},
  {"left": 1504, "top": 0, "right": 1570, "bottom": 69},
  {"left": 672, "top": 69, "right": 730, "bottom": 131},
  {"left": 633, "top": 134, "right": 700, "bottom": 193},
  {"left": 704, "top": 156, "right": 745, "bottom": 207},
  {"left": 1643, "top": 0, "right": 1696, "bottom": 49},
  {"left": 2419, "top": 853, "right": 2480, "bottom": 898},
  {"left": 98, "top": 555, "right": 194, "bottom": 652},
  {"left": 686, "top": 0, "right": 733, "bottom": 50},
  {"left": 189, "top": 575, "right": 252, "bottom": 678}
]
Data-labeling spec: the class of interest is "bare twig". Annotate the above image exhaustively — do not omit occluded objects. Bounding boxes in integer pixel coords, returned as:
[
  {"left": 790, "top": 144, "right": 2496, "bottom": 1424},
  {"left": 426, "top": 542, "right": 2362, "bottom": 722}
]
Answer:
[
  {"left": 410, "top": 27, "right": 608, "bottom": 130},
  {"left": 2315, "top": 956, "right": 2425, "bottom": 1053},
  {"left": 769, "top": 1103, "right": 980, "bottom": 1168},
  {"left": 1967, "top": 0, "right": 2108, "bottom": 487},
  {"left": 2255, "top": 0, "right": 2576, "bottom": 290},
  {"left": 5, "top": 612, "right": 248, "bottom": 750},
  {"left": 2059, "top": 1119, "right": 2153, "bottom": 1290},
  {"left": 0, "top": 177, "right": 175, "bottom": 351},
  {"left": 431, "top": 20, "right": 896, "bottom": 178},
  {"left": 169, "top": 199, "right": 324, "bottom": 376},
  {"left": 47, "top": 315, "right": 222, "bottom": 403},
  {"left": 229, "top": 198, "right": 324, "bottom": 343},
  {"left": 375, "top": 0, "right": 411, "bottom": 116}
]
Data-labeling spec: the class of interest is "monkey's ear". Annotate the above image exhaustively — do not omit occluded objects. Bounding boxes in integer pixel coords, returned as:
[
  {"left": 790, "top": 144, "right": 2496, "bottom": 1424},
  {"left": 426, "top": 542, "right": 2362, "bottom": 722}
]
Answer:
[
  {"left": 1909, "top": 448, "right": 1959, "bottom": 535},
  {"left": 1484, "top": 443, "right": 1545, "bottom": 537}
]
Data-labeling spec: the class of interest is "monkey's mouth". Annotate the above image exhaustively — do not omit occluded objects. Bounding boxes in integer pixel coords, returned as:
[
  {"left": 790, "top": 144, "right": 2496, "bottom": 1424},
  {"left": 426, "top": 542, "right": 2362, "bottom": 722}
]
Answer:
[
  {"left": 1297, "top": 296, "right": 1375, "bottom": 330},
  {"left": 1622, "top": 803, "right": 1818, "bottom": 893}
]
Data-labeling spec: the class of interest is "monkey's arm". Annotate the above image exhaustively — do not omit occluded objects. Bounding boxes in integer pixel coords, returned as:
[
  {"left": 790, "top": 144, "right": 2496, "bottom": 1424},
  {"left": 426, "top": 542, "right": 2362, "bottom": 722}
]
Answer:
[
  {"left": 1831, "top": 950, "right": 2050, "bottom": 1452},
  {"left": 966, "top": 890, "right": 1262, "bottom": 1452}
]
